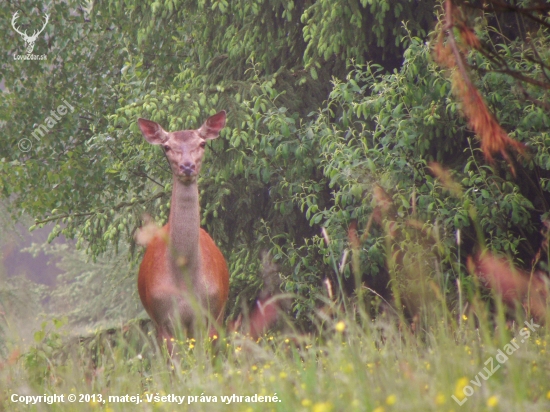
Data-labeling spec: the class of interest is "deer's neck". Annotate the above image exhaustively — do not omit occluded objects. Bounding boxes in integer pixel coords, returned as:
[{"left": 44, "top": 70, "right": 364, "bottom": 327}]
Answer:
[{"left": 168, "top": 177, "right": 201, "bottom": 282}]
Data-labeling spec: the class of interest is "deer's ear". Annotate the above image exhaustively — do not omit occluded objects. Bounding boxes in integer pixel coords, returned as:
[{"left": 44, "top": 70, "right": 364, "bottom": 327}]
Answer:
[
  {"left": 138, "top": 118, "right": 167, "bottom": 144},
  {"left": 198, "top": 111, "right": 226, "bottom": 140}
]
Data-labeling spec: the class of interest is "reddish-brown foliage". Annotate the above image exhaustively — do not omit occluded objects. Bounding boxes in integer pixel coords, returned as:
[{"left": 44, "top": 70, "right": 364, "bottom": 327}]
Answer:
[
  {"left": 434, "top": 0, "right": 525, "bottom": 173},
  {"left": 469, "top": 252, "right": 548, "bottom": 323}
]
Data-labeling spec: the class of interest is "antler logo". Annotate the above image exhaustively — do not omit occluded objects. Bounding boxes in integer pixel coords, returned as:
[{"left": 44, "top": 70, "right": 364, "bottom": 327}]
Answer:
[{"left": 11, "top": 11, "right": 49, "bottom": 55}]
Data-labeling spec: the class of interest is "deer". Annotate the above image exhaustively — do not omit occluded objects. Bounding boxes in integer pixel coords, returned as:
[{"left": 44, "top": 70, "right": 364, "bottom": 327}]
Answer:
[
  {"left": 11, "top": 11, "right": 49, "bottom": 54},
  {"left": 137, "top": 111, "right": 229, "bottom": 355}
]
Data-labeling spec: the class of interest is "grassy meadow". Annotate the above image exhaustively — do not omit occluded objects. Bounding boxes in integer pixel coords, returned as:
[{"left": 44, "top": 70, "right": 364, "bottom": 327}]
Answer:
[{"left": 1, "top": 296, "right": 549, "bottom": 412}]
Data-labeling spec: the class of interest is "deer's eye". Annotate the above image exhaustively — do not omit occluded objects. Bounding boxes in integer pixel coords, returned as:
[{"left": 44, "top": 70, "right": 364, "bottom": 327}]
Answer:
[
  {"left": 163, "top": 145, "right": 171, "bottom": 151},
  {"left": 199, "top": 141, "right": 206, "bottom": 149}
]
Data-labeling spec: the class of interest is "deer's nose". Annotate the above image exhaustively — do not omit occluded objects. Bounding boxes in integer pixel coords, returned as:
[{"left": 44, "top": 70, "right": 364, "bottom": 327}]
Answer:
[{"left": 180, "top": 162, "right": 196, "bottom": 176}]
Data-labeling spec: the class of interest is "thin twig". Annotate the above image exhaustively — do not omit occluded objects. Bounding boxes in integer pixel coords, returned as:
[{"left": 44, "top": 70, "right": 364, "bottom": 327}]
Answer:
[{"left": 35, "top": 191, "right": 167, "bottom": 225}]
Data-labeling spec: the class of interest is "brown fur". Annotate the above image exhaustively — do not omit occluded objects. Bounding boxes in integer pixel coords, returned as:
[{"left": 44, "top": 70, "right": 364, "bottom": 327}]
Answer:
[
  {"left": 138, "top": 225, "right": 229, "bottom": 345},
  {"left": 136, "top": 111, "right": 229, "bottom": 354}
]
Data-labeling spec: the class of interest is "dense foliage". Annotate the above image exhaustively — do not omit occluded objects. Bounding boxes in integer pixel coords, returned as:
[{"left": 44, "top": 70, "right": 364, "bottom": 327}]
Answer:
[{"left": 1, "top": 0, "right": 549, "bottom": 325}]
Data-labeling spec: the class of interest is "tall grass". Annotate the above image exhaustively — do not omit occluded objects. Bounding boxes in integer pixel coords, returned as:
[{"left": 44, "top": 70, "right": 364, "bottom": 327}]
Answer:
[{"left": 1, "top": 292, "right": 549, "bottom": 412}]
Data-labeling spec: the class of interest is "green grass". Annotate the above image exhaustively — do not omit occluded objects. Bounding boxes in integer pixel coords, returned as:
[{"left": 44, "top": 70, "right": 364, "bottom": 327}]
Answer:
[{"left": 1, "top": 301, "right": 549, "bottom": 412}]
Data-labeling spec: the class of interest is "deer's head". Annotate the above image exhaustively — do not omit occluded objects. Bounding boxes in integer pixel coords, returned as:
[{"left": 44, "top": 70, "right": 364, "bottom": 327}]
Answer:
[{"left": 138, "top": 111, "right": 226, "bottom": 184}]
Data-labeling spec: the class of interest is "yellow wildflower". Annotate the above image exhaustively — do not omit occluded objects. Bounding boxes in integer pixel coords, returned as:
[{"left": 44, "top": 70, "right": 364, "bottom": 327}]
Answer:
[
  {"left": 312, "top": 402, "right": 333, "bottom": 412},
  {"left": 454, "top": 377, "right": 469, "bottom": 400},
  {"left": 487, "top": 395, "right": 498, "bottom": 408},
  {"left": 335, "top": 321, "right": 346, "bottom": 332}
]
